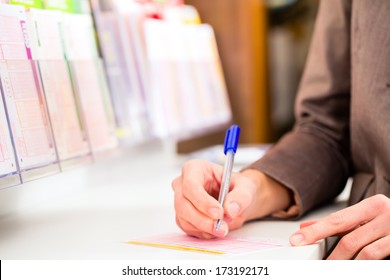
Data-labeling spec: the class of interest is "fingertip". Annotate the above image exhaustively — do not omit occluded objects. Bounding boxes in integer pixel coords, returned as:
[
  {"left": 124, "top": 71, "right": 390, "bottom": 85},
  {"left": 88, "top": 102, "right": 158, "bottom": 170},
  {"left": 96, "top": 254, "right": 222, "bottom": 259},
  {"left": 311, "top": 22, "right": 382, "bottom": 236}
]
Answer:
[
  {"left": 214, "top": 221, "right": 229, "bottom": 237},
  {"left": 289, "top": 233, "right": 306, "bottom": 246}
]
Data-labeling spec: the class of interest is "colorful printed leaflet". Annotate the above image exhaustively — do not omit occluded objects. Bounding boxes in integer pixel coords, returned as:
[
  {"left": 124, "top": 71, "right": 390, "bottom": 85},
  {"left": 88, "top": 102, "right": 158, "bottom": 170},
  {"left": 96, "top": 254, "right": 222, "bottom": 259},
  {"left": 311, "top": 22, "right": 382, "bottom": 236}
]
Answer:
[
  {"left": 38, "top": 60, "right": 90, "bottom": 161},
  {"left": 0, "top": 4, "right": 31, "bottom": 59},
  {"left": 69, "top": 60, "right": 117, "bottom": 153},
  {"left": 25, "top": 8, "right": 64, "bottom": 60},
  {"left": 0, "top": 90, "right": 17, "bottom": 177},
  {"left": 0, "top": 60, "right": 57, "bottom": 171}
]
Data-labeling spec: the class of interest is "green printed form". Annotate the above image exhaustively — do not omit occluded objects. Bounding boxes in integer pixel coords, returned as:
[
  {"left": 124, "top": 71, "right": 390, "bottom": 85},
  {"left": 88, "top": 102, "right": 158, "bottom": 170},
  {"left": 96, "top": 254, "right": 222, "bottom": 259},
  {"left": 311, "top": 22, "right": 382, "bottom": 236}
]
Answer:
[
  {"left": 9, "top": 0, "right": 43, "bottom": 9},
  {"left": 44, "top": 0, "right": 90, "bottom": 13}
]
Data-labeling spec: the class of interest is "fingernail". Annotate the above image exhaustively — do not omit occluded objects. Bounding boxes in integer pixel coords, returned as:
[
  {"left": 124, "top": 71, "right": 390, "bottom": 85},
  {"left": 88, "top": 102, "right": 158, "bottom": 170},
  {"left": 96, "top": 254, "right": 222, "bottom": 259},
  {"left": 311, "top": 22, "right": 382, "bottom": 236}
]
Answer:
[
  {"left": 290, "top": 233, "right": 305, "bottom": 245},
  {"left": 227, "top": 202, "right": 240, "bottom": 218},
  {"left": 215, "top": 222, "right": 228, "bottom": 237},
  {"left": 208, "top": 207, "right": 221, "bottom": 219}
]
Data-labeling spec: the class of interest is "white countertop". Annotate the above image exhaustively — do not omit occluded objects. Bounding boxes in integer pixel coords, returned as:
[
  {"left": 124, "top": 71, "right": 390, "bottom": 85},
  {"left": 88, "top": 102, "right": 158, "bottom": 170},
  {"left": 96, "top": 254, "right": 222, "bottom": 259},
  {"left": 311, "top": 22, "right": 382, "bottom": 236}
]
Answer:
[{"left": 0, "top": 141, "right": 348, "bottom": 259}]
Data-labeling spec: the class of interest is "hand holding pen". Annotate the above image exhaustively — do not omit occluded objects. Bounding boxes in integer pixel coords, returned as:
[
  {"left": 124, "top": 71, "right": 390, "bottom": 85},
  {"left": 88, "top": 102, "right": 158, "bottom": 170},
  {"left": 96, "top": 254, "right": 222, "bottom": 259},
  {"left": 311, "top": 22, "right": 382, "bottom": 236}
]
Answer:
[{"left": 172, "top": 125, "right": 293, "bottom": 239}]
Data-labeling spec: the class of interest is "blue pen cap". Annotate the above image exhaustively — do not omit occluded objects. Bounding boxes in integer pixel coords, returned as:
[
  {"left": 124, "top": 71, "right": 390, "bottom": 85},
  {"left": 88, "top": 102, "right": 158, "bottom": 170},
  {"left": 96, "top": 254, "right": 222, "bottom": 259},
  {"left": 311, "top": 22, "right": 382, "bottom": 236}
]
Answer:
[{"left": 224, "top": 125, "right": 240, "bottom": 154}]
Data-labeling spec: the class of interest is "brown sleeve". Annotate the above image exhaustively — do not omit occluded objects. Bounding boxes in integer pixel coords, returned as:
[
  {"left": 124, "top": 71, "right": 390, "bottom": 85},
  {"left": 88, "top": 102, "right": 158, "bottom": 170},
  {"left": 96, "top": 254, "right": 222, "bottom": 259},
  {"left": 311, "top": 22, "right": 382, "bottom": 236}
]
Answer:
[{"left": 246, "top": 0, "right": 352, "bottom": 217}]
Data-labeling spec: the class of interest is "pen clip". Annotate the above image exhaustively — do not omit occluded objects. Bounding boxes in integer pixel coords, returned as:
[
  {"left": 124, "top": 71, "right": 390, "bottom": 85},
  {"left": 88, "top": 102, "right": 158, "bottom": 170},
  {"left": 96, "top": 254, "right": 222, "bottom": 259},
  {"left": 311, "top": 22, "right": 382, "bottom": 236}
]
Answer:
[{"left": 224, "top": 125, "right": 240, "bottom": 154}]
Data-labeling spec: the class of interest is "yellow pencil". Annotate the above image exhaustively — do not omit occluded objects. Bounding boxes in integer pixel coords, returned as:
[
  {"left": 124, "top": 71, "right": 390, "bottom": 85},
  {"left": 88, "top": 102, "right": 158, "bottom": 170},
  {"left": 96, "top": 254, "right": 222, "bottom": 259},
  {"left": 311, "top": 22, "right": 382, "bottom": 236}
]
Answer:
[{"left": 127, "top": 240, "right": 225, "bottom": 255}]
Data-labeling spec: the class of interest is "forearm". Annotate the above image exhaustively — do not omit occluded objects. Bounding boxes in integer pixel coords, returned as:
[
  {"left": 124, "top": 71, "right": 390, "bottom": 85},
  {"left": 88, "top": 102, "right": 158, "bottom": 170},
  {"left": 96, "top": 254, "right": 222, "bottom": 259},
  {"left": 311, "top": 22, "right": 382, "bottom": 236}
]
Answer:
[
  {"left": 246, "top": 131, "right": 349, "bottom": 217},
  {"left": 242, "top": 0, "right": 352, "bottom": 217}
]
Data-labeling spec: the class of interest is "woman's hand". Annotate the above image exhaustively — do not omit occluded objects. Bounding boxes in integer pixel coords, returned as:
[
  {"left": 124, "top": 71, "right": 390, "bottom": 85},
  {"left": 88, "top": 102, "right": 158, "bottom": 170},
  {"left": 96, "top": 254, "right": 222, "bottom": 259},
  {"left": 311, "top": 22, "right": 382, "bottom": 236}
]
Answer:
[
  {"left": 290, "top": 194, "right": 390, "bottom": 259},
  {"left": 172, "top": 159, "right": 293, "bottom": 239}
]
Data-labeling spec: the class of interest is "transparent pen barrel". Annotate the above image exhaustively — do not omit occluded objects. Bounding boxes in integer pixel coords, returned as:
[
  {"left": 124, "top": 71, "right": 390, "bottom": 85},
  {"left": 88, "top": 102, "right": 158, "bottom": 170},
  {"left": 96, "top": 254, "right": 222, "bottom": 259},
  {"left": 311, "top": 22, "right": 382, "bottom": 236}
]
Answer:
[{"left": 217, "top": 150, "right": 235, "bottom": 205}]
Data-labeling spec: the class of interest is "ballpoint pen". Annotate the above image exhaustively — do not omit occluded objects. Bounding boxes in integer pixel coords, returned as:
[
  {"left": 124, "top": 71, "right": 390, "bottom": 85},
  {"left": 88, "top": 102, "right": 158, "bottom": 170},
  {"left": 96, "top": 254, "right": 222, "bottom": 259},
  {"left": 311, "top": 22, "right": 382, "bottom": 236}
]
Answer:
[{"left": 215, "top": 125, "right": 240, "bottom": 231}]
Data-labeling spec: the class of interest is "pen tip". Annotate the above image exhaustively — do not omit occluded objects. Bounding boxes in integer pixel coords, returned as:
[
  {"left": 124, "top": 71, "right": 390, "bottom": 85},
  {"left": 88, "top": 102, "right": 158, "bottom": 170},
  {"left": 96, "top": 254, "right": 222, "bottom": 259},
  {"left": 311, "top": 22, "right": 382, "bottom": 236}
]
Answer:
[{"left": 215, "top": 220, "right": 221, "bottom": 231}]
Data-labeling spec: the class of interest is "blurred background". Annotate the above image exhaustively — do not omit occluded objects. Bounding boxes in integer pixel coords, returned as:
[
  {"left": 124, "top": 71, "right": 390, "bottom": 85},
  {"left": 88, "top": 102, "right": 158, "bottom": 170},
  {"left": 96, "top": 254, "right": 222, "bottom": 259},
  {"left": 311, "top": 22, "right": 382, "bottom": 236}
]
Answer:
[
  {"left": 0, "top": 0, "right": 319, "bottom": 188},
  {"left": 180, "top": 0, "right": 319, "bottom": 152}
]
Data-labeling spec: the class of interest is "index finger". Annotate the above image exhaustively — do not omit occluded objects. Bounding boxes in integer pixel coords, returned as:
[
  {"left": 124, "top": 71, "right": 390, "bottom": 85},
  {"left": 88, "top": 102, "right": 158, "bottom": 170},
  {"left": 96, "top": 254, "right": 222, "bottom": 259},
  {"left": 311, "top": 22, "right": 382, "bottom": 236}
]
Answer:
[
  {"left": 290, "top": 198, "right": 378, "bottom": 246},
  {"left": 179, "top": 160, "right": 224, "bottom": 219}
]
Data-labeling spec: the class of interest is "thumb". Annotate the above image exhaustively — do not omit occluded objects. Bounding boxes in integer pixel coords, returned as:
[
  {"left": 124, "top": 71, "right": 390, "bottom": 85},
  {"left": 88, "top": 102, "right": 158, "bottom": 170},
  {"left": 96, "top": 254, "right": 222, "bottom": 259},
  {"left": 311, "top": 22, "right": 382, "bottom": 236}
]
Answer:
[{"left": 223, "top": 175, "right": 256, "bottom": 220}]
